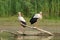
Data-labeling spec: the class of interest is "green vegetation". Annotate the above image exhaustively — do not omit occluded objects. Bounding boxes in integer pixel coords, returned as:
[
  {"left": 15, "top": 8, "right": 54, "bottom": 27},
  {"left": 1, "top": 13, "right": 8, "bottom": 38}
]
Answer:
[
  {"left": 0, "top": 0, "right": 60, "bottom": 19},
  {"left": 0, "top": 31, "right": 16, "bottom": 40}
]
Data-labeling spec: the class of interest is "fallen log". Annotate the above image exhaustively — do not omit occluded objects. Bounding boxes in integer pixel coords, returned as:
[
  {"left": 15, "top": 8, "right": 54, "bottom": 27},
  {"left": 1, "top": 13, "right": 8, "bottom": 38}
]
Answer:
[{"left": 21, "top": 23, "right": 53, "bottom": 36}]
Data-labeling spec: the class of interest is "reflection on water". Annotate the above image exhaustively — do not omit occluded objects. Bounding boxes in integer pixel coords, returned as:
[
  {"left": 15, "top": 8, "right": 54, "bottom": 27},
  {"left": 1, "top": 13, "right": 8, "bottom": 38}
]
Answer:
[
  {"left": 1, "top": 36, "right": 54, "bottom": 40},
  {"left": 1, "top": 37, "right": 16, "bottom": 40},
  {"left": 17, "top": 36, "right": 53, "bottom": 40}
]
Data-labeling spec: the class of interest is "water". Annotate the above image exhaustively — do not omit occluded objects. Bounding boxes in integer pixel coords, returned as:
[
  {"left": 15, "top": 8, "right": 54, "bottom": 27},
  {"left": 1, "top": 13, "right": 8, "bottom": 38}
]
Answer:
[
  {"left": 0, "top": 27, "right": 60, "bottom": 40},
  {"left": 0, "top": 35, "right": 60, "bottom": 40},
  {"left": 17, "top": 36, "right": 53, "bottom": 40}
]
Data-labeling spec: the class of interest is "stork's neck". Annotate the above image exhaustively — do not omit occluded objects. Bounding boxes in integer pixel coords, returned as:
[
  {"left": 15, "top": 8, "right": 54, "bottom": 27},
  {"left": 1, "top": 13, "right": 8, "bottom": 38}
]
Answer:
[
  {"left": 18, "top": 14, "right": 22, "bottom": 17},
  {"left": 40, "top": 14, "right": 42, "bottom": 16}
]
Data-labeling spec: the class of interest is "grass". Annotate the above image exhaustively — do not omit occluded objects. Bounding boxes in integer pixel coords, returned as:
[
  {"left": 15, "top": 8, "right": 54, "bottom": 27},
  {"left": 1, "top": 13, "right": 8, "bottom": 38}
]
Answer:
[{"left": 0, "top": 16, "right": 60, "bottom": 27}]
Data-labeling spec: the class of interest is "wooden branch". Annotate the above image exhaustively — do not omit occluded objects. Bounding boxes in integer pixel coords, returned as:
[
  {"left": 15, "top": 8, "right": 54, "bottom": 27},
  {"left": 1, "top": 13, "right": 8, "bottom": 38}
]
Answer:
[{"left": 21, "top": 23, "right": 53, "bottom": 36}]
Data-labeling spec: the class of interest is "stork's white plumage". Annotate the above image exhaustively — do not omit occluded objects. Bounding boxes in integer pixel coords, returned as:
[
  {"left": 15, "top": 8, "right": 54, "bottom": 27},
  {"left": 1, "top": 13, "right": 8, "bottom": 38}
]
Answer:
[
  {"left": 18, "top": 12, "right": 26, "bottom": 27},
  {"left": 18, "top": 12, "right": 26, "bottom": 22},
  {"left": 30, "top": 12, "right": 42, "bottom": 24},
  {"left": 33, "top": 12, "right": 42, "bottom": 19}
]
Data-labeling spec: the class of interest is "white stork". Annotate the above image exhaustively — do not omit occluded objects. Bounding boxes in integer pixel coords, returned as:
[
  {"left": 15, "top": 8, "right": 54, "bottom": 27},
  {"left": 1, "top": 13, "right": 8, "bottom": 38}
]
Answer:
[
  {"left": 18, "top": 12, "right": 27, "bottom": 28},
  {"left": 30, "top": 12, "right": 42, "bottom": 24},
  {"left": 18, "top": 12, "right": 27, "bottom": 35},
  {"left": 29, "top": 12, "right": 53, "bottom": 35}
]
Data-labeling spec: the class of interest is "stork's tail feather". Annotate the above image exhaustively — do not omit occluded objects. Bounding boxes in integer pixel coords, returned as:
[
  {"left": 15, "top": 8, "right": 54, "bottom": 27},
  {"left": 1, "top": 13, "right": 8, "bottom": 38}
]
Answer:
[{"left": 21, "top": 23, "right": 26, "bottom": 27}]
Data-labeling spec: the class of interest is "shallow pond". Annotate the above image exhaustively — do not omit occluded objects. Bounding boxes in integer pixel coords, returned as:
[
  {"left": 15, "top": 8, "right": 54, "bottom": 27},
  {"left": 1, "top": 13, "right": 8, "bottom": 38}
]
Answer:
[{"left": 0, "top": 35, "right": 60, "bottom": 40}]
